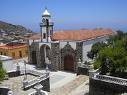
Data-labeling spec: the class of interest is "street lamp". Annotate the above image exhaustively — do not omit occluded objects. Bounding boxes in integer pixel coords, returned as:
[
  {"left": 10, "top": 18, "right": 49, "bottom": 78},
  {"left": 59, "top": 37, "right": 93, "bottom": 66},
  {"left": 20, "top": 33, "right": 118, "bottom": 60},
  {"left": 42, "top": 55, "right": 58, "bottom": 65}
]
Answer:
[{"left": 23, "top": 59, "right": 27, "bottom": 80}]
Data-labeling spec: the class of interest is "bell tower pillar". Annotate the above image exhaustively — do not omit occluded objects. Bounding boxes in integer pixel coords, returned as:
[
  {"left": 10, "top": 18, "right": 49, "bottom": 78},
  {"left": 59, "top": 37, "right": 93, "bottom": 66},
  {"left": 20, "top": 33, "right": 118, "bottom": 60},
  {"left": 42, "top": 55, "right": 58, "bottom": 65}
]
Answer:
[{"left": 40, "top": 8, "right": 54, "bottom": 42}]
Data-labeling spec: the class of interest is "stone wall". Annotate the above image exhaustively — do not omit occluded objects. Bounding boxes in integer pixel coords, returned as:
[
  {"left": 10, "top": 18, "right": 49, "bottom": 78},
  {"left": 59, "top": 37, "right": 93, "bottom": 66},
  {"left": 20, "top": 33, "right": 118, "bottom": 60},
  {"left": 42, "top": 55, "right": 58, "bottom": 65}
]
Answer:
[
  {"left": 40, "top": 77, "right": 50, "bottom": 92},
  {"left": 8, "top": 71, "right": 20, "bottom": 78},
  {"left": 36, "top": 43, "right": 41, "bottom": 68},
  {"left": 89, "top": 77, "right": 127, "bottom": 95},
  {"left": 51, "top": 43, "right": 60, "bottom": 71},
  {"left": 29, "top": 41, "right": 83, "bottom": 72},
  {"left": 0, "top": 87, "right": 10, "bottom": 95},
  {"left": 75, "top": 42, "right": 83, "bottom": 72},
  {"left": 77, "top": 66, "right": 89, "bottom": 75},
  {"left": 29, "top": 42, "right": 38, "bottom": 65},
  {"left": 76, "top": 42, "right": 83, "bottom": 61}
]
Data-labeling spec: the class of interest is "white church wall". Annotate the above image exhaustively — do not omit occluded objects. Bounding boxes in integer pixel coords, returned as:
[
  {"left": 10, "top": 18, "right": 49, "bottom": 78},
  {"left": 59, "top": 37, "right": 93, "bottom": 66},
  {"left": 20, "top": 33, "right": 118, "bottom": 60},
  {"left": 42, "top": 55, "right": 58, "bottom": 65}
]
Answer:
[
  {"left": 82, "top": 36, "right": 108, "bottom": 62},
  {"left": 28, "top": 39, "right": 41, "bottom": 46},
  {"left": 28, "top": 39, "right": 33, "bottom": 45},
  {"left": 39, "top": 42, "right": 51, "bottom": 49},
  {"left": 82, "top": 40, "right": 94, "bottom": 62}
]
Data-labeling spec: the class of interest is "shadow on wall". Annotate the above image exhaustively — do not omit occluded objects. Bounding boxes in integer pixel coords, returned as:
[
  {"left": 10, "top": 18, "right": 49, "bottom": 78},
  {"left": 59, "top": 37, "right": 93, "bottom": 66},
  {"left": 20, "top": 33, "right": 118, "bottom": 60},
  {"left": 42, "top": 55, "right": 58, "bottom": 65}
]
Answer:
[
  {"left": 0, "top": 87, "right": 10, "bottom": 95},
  {"left": 84, "top": 93, "right": 89, "bottom": 95}
]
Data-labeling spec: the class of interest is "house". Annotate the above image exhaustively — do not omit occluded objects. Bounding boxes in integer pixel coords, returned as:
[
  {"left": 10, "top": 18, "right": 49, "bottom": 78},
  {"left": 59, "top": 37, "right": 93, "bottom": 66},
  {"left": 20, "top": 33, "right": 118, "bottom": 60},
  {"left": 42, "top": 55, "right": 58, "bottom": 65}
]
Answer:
[{"left": 0, "top": 42, "right": 28, "bottom": 59}]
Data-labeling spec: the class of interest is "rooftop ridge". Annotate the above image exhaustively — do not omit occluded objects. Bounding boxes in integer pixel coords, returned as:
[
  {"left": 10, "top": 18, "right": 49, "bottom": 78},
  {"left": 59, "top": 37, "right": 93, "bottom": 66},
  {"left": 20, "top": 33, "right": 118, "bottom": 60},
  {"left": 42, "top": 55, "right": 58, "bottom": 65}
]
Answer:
[{"left": 29, "top": 28, "right": 114, "bottom": 41}]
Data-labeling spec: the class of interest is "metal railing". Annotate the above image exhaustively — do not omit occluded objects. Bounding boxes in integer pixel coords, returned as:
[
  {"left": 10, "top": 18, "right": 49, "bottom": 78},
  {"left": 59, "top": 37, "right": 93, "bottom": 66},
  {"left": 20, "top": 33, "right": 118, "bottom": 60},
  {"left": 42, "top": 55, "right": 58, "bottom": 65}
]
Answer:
[
  {"left": 95, "top": 74, "right": 127, "bottom": 86},
  {"left": 20, "top": 69, "right": 43, "bottom": 76},
  {"left": 22, "top": 73, "right": 49, "bottom": 89}
]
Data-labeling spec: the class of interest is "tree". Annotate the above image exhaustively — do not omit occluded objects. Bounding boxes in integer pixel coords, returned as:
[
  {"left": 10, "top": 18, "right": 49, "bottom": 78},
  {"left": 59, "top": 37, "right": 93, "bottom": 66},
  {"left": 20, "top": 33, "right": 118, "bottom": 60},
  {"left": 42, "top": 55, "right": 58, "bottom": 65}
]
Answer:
[
  {"left": 87, "top": 51, "right": 94, "bottom": 59},
  {"left": 87, "top": 42, "right": 107, "bottom": 59},
  {"left": 92, "top": 30, "right": 127, "bottom": 78},
  {"left": 0, "top": 61, "right": 6, "bottom": 81}
]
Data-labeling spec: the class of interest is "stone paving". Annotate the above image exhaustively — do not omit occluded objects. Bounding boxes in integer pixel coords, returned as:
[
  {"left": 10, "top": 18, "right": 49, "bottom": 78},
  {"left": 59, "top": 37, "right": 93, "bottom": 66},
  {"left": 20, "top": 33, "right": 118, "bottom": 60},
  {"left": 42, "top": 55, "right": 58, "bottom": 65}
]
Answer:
[
  {"left": 48, "top": 75, "right": 89, "bottom": 95},
  {"left": 50, "top": 71, "right": 76, "bottom": 89},
  {"left": 69, "top": 79, "right": 89, "bottom": 95}
]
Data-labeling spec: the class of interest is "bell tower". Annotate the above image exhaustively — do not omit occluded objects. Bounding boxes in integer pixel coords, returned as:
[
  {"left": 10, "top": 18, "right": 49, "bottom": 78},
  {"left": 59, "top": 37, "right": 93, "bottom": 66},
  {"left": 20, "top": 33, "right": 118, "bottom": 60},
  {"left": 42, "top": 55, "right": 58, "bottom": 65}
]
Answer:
[{"left": 40, "top": 8, "right": 54, "bottom": 42}]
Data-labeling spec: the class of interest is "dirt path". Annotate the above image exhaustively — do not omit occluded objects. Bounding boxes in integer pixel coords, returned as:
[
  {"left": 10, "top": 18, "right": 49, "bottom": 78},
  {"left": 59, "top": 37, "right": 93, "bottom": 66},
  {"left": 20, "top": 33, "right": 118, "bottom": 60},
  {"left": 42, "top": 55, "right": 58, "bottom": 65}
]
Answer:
[{"left": 48, "top": 75, "right": 89, "bottom": 95}]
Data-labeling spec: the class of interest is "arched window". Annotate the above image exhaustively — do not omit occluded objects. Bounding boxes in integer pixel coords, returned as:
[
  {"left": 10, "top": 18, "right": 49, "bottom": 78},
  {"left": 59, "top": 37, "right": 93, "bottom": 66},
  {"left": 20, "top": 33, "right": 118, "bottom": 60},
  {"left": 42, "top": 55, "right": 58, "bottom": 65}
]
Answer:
[
  {"left": 0, "top": 52, "right": 2, "bottom": 55},
  {"left": 12, "top": 52, "right": 15, "bottom": 58},
  {"left": 19, "top": 51, "right": 22, "bottom": 58},
  {"left": 43, "top": 33, "right": 46, "bottom": 39}
]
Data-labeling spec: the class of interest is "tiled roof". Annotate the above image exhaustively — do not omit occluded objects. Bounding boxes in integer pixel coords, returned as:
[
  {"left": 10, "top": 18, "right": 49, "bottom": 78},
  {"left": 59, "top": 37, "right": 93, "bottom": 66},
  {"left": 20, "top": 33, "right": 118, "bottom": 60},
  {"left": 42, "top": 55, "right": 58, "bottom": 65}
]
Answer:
[
  {"left": 53, "top": 29, "right": 113, "bottom": 41},
  {"left": 29, "top": 28, "right": 114, "bottom": 41},
  {"left": 29, "top": 33, "right": 41, "bottom": 40},
  {"left": 0, "top": 44, "right": 27, "bottom": 49}
]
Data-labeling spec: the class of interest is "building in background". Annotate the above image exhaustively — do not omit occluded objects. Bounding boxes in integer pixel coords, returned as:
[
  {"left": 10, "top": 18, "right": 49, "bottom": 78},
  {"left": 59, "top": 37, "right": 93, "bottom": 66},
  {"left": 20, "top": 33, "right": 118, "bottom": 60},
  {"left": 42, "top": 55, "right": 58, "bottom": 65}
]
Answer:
[{"left": 0, "top": 42, "right": 28, "bottom": 59}]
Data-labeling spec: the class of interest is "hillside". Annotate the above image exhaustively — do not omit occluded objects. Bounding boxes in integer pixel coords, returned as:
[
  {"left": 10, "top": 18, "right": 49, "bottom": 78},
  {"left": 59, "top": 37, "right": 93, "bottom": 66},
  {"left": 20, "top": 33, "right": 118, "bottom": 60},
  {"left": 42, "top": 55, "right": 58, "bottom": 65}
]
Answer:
[{"left": 0, "top": 21, "right": 33, "bottom": 35}]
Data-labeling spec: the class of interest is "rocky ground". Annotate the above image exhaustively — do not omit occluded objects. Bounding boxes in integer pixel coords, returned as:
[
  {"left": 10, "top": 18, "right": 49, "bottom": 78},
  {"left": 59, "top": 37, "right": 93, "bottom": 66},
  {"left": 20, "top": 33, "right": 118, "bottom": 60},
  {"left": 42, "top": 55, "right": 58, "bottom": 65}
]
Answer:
[{"left": 0, "top": 75, "right": 36, "bottom": 95}]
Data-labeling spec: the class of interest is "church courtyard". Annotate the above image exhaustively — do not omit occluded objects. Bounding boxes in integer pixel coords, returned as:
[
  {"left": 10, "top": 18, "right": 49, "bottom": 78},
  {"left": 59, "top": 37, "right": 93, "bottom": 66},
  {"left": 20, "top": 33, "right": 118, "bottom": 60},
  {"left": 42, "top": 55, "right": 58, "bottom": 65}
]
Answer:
[
  {"left": 0, "top": 71, "right": 89, "bottom": 95},
  {"left": 1, "top": 60, "right": 89, "bottom": 95},
  {"left": 0, "top": 75, "right": 36, "bottom": 95}
]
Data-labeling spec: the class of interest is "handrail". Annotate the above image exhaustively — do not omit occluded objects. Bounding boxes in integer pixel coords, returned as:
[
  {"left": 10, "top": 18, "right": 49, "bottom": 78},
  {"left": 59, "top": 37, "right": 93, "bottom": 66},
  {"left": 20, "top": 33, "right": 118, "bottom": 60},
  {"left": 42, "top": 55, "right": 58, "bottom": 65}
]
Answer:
[
  {"left": 20, "top": 69, "right": 44, "bottom": 76},
  {"left": 23, "top": 73, "right": 49, "bottom": 89},
  {"left": 95, "top": 74, "right": 127, "bottom": 86},
  {"left": 26, "top": 70, "right": 42, "bottom": 76}
]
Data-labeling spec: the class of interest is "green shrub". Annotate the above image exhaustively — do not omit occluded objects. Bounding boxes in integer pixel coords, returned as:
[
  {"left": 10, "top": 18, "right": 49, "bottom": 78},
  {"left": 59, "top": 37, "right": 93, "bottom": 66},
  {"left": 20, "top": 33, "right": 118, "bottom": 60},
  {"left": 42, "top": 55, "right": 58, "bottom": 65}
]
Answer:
[
  {"left": 0, "top": 68, "right": 6, "bottom": 81},
  {"left": 0, "top": 61, "right": 6, "bottom": 81}
]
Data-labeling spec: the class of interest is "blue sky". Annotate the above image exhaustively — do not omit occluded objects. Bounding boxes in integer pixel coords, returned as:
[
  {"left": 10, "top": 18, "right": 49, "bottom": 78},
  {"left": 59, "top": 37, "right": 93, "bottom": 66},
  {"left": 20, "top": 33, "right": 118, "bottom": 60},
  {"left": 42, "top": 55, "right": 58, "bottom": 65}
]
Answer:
[{"left": 0, "top": 0, "right": 127, "bottom": 32}]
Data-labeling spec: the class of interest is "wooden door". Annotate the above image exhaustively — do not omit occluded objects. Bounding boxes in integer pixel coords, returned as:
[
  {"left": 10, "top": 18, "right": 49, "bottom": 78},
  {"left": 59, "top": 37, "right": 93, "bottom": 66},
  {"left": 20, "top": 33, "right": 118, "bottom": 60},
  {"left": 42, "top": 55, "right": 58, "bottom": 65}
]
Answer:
[{"left": 64, "top": 55, "right": 74, "bottom": 71}]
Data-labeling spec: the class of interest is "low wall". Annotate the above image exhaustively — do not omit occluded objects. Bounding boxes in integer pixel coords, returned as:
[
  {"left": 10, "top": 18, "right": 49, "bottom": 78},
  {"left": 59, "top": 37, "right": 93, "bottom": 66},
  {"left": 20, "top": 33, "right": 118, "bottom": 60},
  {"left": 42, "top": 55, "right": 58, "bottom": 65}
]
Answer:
[
  {"left": 77, "top": 66, "right": 89, "bottom": 75},
  {"left": 89, "top": 76, "right": 127, "bottom": 95},
  {"left": 23, "top": 77, "right": 50, "bottom": 92},
  {"left": 40, "top": 77, "right": 50, "bottom": 92},
  {"left": 0, "top": 87, "right": 10, "bottom": 95},
  {"left": 7, "top": 70, "right": 50, "bottom": 92},
  {"left": 7, "top": 71, "right": 20, "bottom": 77}
]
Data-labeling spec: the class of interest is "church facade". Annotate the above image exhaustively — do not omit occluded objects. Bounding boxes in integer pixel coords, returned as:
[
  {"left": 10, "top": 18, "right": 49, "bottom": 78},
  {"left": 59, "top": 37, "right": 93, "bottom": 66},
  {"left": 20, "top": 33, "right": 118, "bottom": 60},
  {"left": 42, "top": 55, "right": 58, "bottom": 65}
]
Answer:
[{"left": 28, "top": 9, "right": 114, "bottom": 72}]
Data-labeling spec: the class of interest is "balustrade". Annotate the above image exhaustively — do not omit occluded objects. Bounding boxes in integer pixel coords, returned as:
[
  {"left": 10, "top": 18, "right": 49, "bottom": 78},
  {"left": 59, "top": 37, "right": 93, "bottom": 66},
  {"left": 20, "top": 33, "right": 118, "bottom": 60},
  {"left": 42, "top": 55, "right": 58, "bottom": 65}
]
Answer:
[
  {"left": 95, "top": 74, "right": 127, "bottom": 85},
  {"left": 22, "top": 72, "right": 49, "bottom": 89}
]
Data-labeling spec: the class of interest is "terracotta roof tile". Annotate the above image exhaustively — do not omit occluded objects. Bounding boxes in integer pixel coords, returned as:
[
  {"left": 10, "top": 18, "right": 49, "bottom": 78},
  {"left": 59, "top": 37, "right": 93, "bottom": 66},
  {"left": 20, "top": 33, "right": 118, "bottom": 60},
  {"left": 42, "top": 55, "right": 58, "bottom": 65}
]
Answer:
[
  {"left": 0, "top": 44, "right": 27, "bottom": 49},
  {"left": 29, "top": 28, "right": 114, "bottom": 41},
  {"left": 53, "top": 29, "right": 114, "bottom": 41}
]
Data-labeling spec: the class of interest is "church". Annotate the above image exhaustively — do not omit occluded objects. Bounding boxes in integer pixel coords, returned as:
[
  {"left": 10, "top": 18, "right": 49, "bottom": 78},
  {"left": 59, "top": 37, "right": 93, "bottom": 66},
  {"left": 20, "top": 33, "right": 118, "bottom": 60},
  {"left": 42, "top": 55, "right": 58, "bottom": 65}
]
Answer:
[{"left": 28, "top": 8, "right": 114, "bottom": 72}]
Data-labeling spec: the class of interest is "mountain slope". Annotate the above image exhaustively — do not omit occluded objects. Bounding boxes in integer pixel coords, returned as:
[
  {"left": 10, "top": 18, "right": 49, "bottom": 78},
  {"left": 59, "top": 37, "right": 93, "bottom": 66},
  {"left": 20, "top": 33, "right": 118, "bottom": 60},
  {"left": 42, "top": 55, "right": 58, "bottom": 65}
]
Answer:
[{"left": 0, "top": 21, "right": 33, "bottom": 35}]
